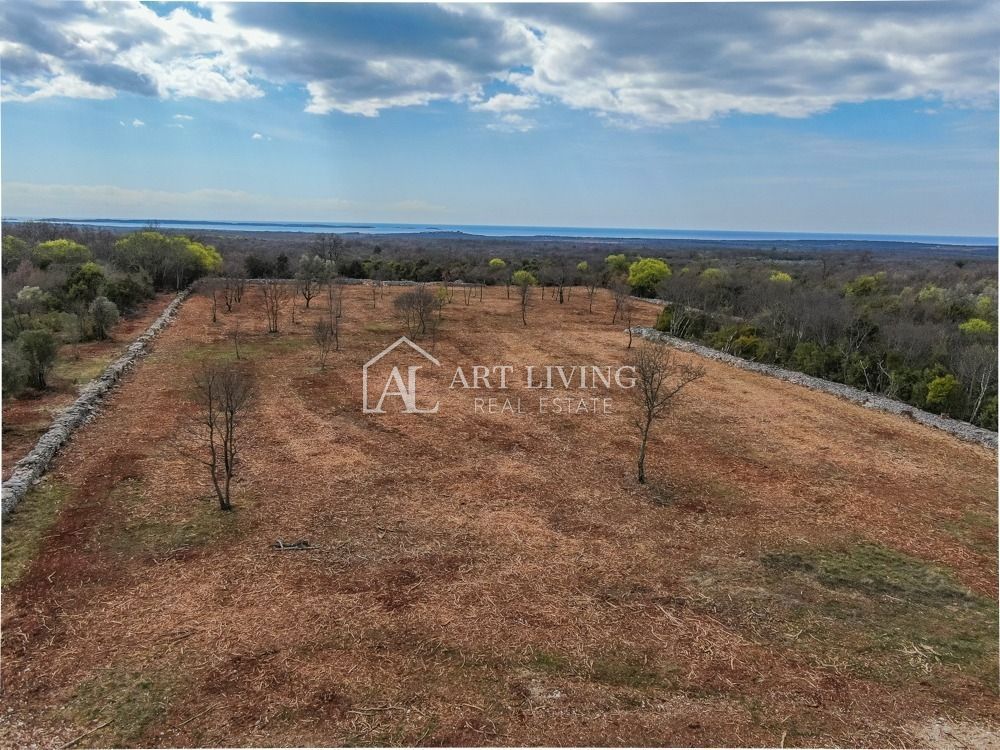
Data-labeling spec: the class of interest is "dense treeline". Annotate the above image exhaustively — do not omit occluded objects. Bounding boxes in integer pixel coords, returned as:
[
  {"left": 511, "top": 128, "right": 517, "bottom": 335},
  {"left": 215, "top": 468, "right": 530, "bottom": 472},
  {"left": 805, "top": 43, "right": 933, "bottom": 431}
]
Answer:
[
  {"left": 2, "top": 229, "right": 221, "bottom": 395},
  {"left": 651, "top": 257, "right": 997, "bottom": 429},
  {"left": 3, "top": 222, "right": 995, "bottom": 429}
]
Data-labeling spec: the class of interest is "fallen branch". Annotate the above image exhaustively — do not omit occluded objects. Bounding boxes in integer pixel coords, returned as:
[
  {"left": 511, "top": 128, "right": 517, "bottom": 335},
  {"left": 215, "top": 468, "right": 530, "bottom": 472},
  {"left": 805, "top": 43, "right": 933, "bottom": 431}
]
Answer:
[
  {"left": 174, "top": 704, "right": 216, "bottom": 729},
  {"left": 271, "top": 539, "right": 315, "bottom": 550},
  {"left": 59, "top": 718, "right": 114, "bottom": 749}
]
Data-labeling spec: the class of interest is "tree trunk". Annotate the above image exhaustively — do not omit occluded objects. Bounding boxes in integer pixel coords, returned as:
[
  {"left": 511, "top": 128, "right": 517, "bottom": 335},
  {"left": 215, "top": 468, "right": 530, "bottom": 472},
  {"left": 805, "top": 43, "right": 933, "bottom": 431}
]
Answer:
[{"left": 637, "top": 423, "right": 650, "bottom": 484}]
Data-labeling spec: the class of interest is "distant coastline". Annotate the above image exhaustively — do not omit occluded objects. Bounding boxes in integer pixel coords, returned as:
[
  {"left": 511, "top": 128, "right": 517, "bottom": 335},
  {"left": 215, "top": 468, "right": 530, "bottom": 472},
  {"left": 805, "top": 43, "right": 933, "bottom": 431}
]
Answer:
[{"left": 3, "top": 217, "right": 996, "bottom": 248}]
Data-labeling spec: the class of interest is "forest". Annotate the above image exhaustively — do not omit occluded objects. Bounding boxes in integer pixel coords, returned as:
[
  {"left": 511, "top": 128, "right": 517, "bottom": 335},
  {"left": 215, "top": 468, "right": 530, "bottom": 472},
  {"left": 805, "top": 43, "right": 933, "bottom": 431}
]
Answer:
[
  {"left": 2, "top": 221, "right": 996, "bottom": 429},
  {"left": 2, "top": 226, "right": 221, "bottom": 394}
]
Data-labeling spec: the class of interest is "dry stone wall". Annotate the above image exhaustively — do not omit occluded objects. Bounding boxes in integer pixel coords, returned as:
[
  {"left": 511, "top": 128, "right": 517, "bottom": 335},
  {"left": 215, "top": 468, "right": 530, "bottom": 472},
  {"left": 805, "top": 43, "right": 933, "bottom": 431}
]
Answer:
[
  {"left": 1, "top": 289, "right": 192, "bottom": 517},
  {"left": 632, "top": 326, "right": 997, "bottom": 450}
]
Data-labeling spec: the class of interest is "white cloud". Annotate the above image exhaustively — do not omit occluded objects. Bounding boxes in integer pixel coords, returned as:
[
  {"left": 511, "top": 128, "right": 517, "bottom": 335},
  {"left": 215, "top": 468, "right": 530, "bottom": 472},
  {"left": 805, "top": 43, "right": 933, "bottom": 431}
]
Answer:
[
  {"left": 173, "top": 114, "right": 193, "bottom": 121},
  {"left": 486, "top": 113, "right": 536, "bottom": 133},
  {"left": 1, "top": 1, "right": 996, "bottom": 127},
  {"left": 131, "top": 118, "right": 145, "bottom": 127},
  {"left": 472, "top": 93, "right": 538, "bottom": 112},
  {"left": 251, "top": 132, "right": 264, "bottom": 140}
]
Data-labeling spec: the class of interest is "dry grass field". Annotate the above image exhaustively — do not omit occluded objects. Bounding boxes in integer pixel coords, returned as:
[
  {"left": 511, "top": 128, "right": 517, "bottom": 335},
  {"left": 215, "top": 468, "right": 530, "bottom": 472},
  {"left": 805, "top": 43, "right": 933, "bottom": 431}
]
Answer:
[
  {"left": 2, "top": 293, "right": 176, "bottom": 481},
  {"left": 1, "top": 284, "right": 997, "bottom": 748}
]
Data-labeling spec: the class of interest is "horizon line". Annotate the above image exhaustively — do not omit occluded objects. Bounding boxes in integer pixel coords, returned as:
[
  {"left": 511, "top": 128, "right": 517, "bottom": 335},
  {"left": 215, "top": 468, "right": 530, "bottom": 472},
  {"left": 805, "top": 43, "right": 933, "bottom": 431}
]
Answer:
[{"left": 3, "top": 216, "right": 997, "bottom": 246}]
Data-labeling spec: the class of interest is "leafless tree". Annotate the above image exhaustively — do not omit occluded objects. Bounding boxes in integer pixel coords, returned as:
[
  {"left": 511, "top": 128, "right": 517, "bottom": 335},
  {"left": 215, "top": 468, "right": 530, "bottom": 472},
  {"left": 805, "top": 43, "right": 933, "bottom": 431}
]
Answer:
[
  {"left": 313, "top": 318, "right": 336, "bottom": 369},
  {"left": 207, "top": 280, "right": 219, "bottom": 323},
  {"left": 611, "top": 281, "right": 630, "bottom": 324},
  {"left": 622, "top": 297, "right": 636, "bottom": 348},
  {"left": 370, "top": 272, "right": 386, "bottom": 308},
  {"left": 585, "top": 273, "right": 599, "bottom": 314},
  {"left": 628, "top": 343, "right": 705, "bottom": 484},
  {"left": 296, "top": 255, "right": 324, "bottom": 308},
  {"left": 512, "top": 271, "right": 536, "bottom": 326},
  {"left": 191, "top": 362, "right": 255, "bottom": 511},
  {"left": 953, "top": 343, "right": 998, "bottom": 424},
  {"left": 462, "top": 283, "right": 475, "bottom": 305},
  {"left": 259, "top": 280, "right": 290, "bottom": 333},
  {"left": 233, "top": 320, "right": 242, "bottom": 360},
  {"left": 394, "top": 286, "right": 437, "bottom": 337}
]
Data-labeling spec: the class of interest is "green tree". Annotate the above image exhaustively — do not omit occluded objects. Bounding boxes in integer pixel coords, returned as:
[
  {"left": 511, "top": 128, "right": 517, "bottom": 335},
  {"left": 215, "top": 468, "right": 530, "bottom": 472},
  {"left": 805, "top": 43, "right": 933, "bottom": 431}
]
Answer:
[
  {"left": 105, "top": 273, "right": 154, "bottom": 313},
  {"left": 17, "top": 329, "right": 58, "bottom": 389},
  {"left": 605, "top": 253, "right": 629, "bottom": 277},
  {"left": 769, "top": 271, "right": 793, "bottom": 284},
  {"left": 959, "top": 318, "right": 993, "bottom": 338},
  {"left": 89, "top": 296, "right": 120, "bottom": 340},
  {"left": 627, "top": 258, "right": 671, "bottom": 297},
  {"left": 2, "top": 235, "right": 30, "bottom": 274},
  {"left": 32, "top": 239, "right": 90, "bottom": 269},
  {"left": 65, "top": 261, "right": 106, "bottom": 304},
  {"left": 113, "top": 232, "right": 221, "bottom": 289},
  {"left": 925, "top": 374, "right": 963, "bottom": 415},
  {"left": 844, "top": 272, "right": 885, "bottom": 298}
]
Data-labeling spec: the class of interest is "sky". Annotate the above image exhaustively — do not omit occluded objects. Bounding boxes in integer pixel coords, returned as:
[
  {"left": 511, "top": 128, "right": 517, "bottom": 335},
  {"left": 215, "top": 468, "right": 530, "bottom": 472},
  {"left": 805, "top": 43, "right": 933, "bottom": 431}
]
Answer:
[{"left": 1, "top": 1, "right": 998, "bottom": 236}]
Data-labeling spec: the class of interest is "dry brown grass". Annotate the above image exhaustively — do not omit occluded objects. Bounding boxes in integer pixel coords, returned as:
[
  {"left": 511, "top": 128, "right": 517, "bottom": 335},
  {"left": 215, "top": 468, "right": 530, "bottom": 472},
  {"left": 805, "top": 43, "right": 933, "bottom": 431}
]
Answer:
[{"left": 1, "top": 284, "right": 996, "bottom": 748}]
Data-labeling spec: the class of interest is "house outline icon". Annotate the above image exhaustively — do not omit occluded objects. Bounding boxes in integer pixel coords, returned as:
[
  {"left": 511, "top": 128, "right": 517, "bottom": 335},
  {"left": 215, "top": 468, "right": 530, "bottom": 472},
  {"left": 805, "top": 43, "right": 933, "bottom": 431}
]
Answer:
[{"left": 362, "top": 336, "right": 441, "bottom": 414}]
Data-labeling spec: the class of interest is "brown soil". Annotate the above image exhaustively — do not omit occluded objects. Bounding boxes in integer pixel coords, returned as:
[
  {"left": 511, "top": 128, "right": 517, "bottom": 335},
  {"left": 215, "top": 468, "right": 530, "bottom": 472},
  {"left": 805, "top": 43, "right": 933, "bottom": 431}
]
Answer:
[
  {"left": 2, "top": 293, "right": 176, "bottom": 479},
  {"left": 1, "top": 285, "right": 996, "bottom": 748}
]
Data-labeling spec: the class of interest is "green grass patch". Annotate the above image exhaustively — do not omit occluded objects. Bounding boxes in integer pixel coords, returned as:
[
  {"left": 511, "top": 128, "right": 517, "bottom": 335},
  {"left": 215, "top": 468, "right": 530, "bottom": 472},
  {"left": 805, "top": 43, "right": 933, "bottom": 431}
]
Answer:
[
  {"left": 1, "top": 479, "right": 72, "bottom": 588},
  {"left": 942, "top": 510, "right": 997, "bottom": 557},
  {"left": 364, "top": 321, "right": 397, "bottom": 334},
  {"left": 52, "top": 355, "right": 114, "bottom": 387},
  {"left": 760, "top": 542, "right": 998, "bottom": 685},
  {"left": 589, "top": 654, "right": 667, "bottom": 688},
  {"left": 65, "top": 667, "right": 181, "bottom": 745},
  {"left": 526, "top": 650, "right": 572, "bottom": 675},
  {"left": 102, "top": 482, "right": 238, "bottom": 556},
  {"left": 763, "top": 543, "right": 976, "bottom": 604}
]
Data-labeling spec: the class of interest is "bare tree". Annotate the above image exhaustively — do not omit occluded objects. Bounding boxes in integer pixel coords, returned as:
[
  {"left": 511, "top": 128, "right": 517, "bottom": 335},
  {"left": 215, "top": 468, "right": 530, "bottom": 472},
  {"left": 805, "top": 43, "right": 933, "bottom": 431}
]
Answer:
[
  {"left": 223, "top": 277, "right": 239, "bottom": 312},
  {"left": 583, "top": 266, "right": 599, "bottom": 313},
  {"left": 953, "top": 343, "right": 998, "bottom": 424},
  {"left": 462, "top": 283, "right": 475, "bottom": 305},
  {"left": 313, "top": 318, "right": 335, "bottom": 369},
  {"left": 326, "top": 276, "right": 344, "bottom": 349},
  {"left": 611, "top": 281, "right": 630, "bottom": 324},
  {"left": 628, "top": 343, "right": 705, "bottom": 484},
  {"left": 512, "top": 270, "right": 537, "bottom": 326},
  {"left": 233, "top": 320, "right": 242, "bottom": 360},
  {"left": 296, "top": 255, "right": 324, "bottom": 308},
  {"left": 622, "top": 297, "right": 636, "bottom": 349},
  {"left": 394, "top": 286, "right": 437, "bottom": 337},
  {"left": 207, "top": 280, "right": 219, "bottom": 323},
  {"left": 191, "top": 362, "right": 255, "bottom": 511},
  {"left": 259, "top": 280, "right": 290, "bottom": 333}
]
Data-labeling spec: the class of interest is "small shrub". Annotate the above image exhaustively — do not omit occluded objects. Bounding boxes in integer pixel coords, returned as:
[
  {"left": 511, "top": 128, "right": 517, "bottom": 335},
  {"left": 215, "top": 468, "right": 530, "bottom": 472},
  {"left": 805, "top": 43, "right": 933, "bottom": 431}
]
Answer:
[
  {"left": 89, "top": 296, "right": 120, "bottom": 340},
  {"left": 17, "top": 328, "right": 58, "bottom": 389}
]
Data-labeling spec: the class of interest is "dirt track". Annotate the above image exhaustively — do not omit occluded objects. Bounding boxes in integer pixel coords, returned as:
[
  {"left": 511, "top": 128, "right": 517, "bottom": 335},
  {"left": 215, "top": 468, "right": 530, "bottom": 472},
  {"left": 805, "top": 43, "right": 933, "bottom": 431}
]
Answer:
[{"left": 1, "top": 285, "right": 996, "bottom": 747}]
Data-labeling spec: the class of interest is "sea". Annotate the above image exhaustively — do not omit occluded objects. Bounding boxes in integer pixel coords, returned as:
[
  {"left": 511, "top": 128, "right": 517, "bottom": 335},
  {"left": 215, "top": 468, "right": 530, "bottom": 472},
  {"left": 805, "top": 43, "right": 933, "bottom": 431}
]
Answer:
[{"left": 3, "top": 217, "right": 996, "bottom": 247}]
